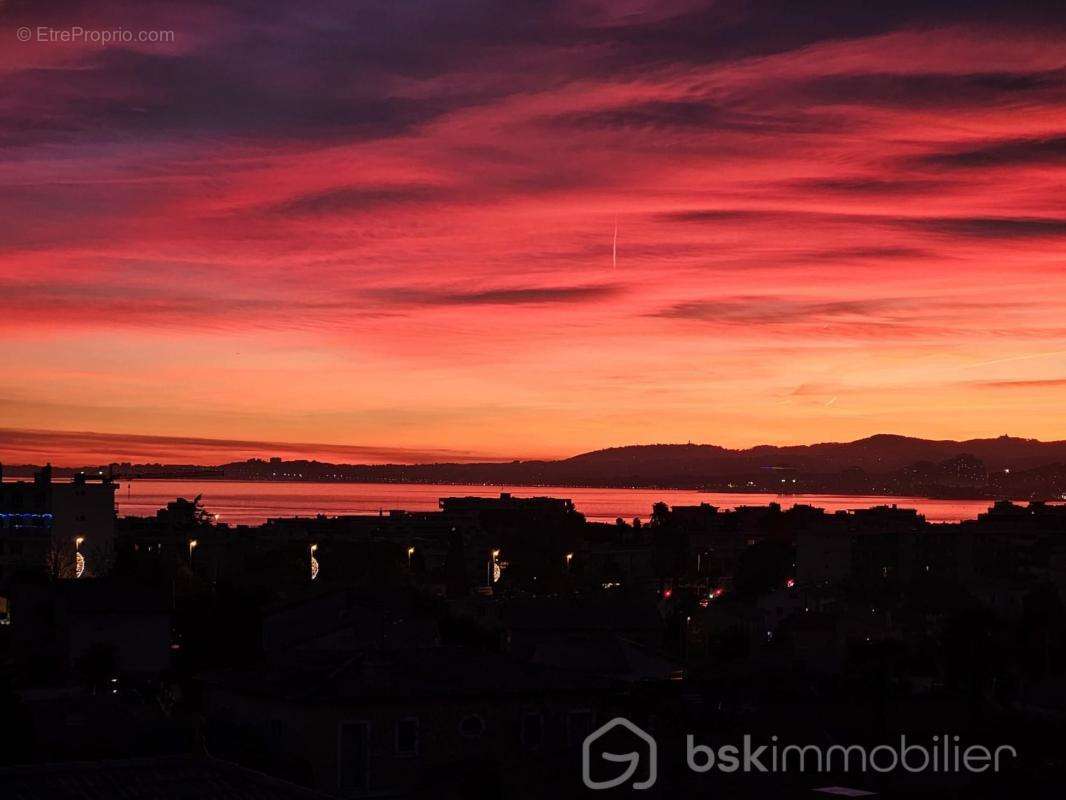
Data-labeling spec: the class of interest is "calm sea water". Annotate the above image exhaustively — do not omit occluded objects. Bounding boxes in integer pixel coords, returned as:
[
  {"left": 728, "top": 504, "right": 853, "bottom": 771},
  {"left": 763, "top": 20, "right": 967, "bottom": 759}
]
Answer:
[{"left": 113, "top": 480, "right": 1008, "bottom": 526}]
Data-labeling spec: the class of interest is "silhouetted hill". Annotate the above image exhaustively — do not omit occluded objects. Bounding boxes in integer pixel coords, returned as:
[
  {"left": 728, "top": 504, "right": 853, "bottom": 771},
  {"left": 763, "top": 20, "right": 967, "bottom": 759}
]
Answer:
[
  {"left": 556, "top": 435, "right": 1066, "bottom": 476},
  {"left": 207, "top": 435, "right": 1066, "bottom": 497},
  {"left": 722, "top": 434, "right": 1066, "bottom": 472},
  {"left": 12, "top": 435, "right": 1066, "bottom": 498}
]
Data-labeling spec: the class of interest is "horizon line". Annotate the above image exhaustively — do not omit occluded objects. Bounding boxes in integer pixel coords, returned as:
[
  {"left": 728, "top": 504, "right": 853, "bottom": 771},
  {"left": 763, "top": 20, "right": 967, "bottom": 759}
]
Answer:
[{"left": 1, "top": 426, "right": 1063, "bottom": 471}]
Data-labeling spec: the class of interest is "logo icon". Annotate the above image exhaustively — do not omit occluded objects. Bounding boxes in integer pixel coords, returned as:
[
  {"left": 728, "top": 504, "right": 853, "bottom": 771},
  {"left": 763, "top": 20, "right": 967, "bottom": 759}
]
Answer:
[{"left": 582, "top": 717, "right": 657, "bottom": 790}]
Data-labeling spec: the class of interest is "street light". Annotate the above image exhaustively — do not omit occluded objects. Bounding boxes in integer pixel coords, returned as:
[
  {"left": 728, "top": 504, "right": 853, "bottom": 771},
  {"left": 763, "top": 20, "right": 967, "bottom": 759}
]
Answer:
[
  {"left": 565, "top": 552, "right": 573, "bottom": 571},
  {"left": 407, "top": 546, "right": 415, "bottom": 570},
  {"left": 488, "top": 548, "right": 501, "bottom": 587},
  {"left": 74, "top": 537, "right": 86, "bottom": 578},
  {"left": 188, "top": 539, "right": 198, "bottom": 563},
  {"left": 310, "top": 543, "right": 319, "bottom": 581}
]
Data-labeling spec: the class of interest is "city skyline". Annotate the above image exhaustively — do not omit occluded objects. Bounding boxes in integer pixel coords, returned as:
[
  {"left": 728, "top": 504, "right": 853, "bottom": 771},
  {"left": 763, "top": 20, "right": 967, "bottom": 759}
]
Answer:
[{"left": 3, "top": 1, "right": 1065, "bottom": 464}]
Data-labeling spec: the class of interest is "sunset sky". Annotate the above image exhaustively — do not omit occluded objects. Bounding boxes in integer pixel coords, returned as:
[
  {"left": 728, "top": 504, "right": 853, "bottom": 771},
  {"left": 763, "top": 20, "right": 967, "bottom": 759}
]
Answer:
[{"left": 2, "top": 1, "right": 1065, "bottom": 466}]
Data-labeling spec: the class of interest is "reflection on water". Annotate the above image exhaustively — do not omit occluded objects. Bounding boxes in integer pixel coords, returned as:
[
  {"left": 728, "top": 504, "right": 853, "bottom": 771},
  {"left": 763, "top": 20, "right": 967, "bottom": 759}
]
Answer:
[{"left": 115, "top": 479, "right": 1007, "bottom": 526}]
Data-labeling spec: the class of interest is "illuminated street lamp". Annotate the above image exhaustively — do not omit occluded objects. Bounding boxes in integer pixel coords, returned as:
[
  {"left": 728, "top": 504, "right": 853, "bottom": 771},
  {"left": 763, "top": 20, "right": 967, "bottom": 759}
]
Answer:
[
  {"left": 565, "top": 552, "right": 573, "bottom": 571},
  {"left": 407, "top": 546, "right": 415, "bottom": 570},
  {"left": 310, "top": 543, "right": 319, "bottom": 581},
  {"left": 488, "top": 548, "right": 501, "bottom": 587},
  {"left": 188, "top": 539, "right": 198, "bottom": 563},
  {"left": 74, "top": 536, "right": 86, "bottom": 579}
]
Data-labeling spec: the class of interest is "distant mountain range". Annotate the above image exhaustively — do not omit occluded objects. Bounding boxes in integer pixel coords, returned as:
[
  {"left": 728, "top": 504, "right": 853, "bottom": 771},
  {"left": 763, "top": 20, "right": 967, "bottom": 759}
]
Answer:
[
  {"left": 7, "top": 434, "right": 1066, "bottom": 500},
  {"left": 553, "top": 434, "right": 1066, "bottom": 474}
]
